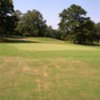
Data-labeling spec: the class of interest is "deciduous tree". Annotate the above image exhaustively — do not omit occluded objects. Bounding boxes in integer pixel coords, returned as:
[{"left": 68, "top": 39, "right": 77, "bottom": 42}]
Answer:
[
  {"left": 17, "top": 10, "right": 47, "bottom": 37},
  {"left": 0, "top": 0, "right": 17, "bottom": 38},
  {"left": 59, "top": 4, "right": 96, "bottom": 44}
]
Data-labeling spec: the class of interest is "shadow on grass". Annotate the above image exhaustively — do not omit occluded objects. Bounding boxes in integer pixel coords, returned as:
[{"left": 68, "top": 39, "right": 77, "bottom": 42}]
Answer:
[
  {"left": 76, "top": 43, "right": 100, "bottom": 47},
  {"left": 0, "top": 38, "right": 41, "bottom": 43}
]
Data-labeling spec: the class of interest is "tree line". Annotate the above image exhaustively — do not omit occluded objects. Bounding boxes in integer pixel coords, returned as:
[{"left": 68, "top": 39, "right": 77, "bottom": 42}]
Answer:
[{"left": 0, "top": 0, "right": 100, "bottom": 44}]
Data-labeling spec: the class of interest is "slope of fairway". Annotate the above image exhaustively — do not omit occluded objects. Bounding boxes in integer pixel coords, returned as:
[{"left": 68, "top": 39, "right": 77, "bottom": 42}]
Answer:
[
  {"left": 13, "top": 43, "right": 100, "bottom": 51},
  {"left": 0, "top": 37, "right": 100, "bottom": 100},
  {"left": 0, "top": 37, "right": 100, "bottom": 52}
]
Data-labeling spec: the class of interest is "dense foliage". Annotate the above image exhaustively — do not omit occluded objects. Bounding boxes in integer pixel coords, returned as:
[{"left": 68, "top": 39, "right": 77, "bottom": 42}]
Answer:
[
  {"left": 16, "top": 10, "right": 47, "bottom": 37},
  {"left": 59, "top": 4, "right": 98, "bottom": 44},
  {"left": 0, "top": 2, "right": 100, "bottom": 44},
  {"left": 0, "top": 0, "right": 18, "bottom": 38}
]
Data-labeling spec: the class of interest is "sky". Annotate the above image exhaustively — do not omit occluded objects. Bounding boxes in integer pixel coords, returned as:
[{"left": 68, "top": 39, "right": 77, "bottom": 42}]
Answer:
[{"left": 13, "top": 0, "right": 100, "bottom": 29}]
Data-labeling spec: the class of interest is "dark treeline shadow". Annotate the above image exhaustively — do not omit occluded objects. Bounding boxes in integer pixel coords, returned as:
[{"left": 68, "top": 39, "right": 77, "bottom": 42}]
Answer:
[
  {"left": 0, "top": 37, "right": 41, "bottom": 43},
  {"left": 75, "top": 42, "right": 100, "bottom": 47}
]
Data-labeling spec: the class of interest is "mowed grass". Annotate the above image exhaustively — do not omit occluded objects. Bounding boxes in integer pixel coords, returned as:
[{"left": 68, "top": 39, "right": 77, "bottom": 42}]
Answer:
[{"left": 0, "top": 37, "right": 100, "bottom": 100}]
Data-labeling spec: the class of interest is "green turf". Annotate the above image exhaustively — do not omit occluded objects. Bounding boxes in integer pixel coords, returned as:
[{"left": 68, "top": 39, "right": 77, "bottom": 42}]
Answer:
[{"left": 0, "top": 38, "right": 100, "bottom": 100}]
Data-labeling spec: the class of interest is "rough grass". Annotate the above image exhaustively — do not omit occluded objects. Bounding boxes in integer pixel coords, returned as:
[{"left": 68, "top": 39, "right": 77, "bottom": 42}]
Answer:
[{"left": 0, "top": 37, "right": 100, "bottom": 100}]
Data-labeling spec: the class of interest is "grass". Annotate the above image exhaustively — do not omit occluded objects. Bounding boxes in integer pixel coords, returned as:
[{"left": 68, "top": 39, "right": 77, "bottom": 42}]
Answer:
[{"left": 0, "top": 37, "right": 100, "bottom": 100}]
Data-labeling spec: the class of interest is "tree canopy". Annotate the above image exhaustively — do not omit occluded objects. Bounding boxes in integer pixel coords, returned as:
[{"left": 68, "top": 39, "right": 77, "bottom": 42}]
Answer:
[
  {"left": 0, "top": 0, "right": 17, "bottom": 38},
  {"left": 0, "top": 2, "right": 100, "bottom": 45},
  {"left": 16, "top": 10, "right": 47, "bottom": 37},
  {"left": 59, "top": 4, "right": 97, "bottom": 44}
]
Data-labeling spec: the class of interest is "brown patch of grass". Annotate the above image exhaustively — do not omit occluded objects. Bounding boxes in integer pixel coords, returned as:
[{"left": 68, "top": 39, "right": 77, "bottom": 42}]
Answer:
[
  {"left": 35, "top": 80, "right": 41, "bottom": 93},
  {"left": 43, "top": 82, "right": 51, "bottom": 91},
  {"left": 0, "top": 57, "right": 99, "bottom": 99},
  {"left": 22, "top": 65, "right": 31, "bottom": 72},
  {"left": 43, "top": 72, "right": 49, "bottom": 77}
]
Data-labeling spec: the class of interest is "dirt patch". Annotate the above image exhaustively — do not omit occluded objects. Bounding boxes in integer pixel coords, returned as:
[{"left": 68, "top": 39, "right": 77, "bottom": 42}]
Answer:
[
  {"left": 22, "top": 66, "right": 31, "bottom": 72},
  {"left": 44, "top": 72, "right": 49, "bottom": 77}
]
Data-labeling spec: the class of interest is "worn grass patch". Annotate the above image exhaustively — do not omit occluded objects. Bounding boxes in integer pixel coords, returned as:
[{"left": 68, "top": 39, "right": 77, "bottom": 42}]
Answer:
[
  {"left": 0, "top": 37, "right": 100, "bottom": 100},
  {"left": 0, "top": 56, "right": 100, "bottom": 100}
]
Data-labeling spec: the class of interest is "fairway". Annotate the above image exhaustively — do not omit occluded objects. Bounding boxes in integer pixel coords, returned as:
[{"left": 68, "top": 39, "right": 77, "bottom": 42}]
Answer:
[{"left": 0, "top": 38, "right": 100, "bottom": 100}]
